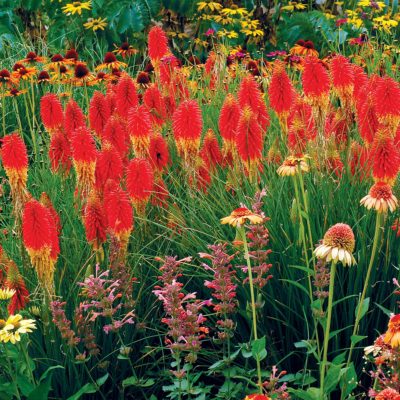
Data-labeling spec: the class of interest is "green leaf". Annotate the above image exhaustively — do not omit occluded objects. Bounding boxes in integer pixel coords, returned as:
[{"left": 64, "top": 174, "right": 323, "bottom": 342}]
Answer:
[
  {"left": 67, "top": 384, "right": 97, "bottom": 400},
  {"left": 332, "top": 352, "right": 347, "bottom": 365},
  {"left": 16, "top": 375, "right": 35, "bottom": 397},
  {"left": 251, "top": 336, "right": 267, "bottom": 362},
  {"left": 289, "top": 387, "right": 322, "bottom": 400},
  {"left": 122, "top": 376, "right": 155, "bottom": 388},
  {"left": 39, "top": 366, "right": 64, "bottom": 383},
  {"left": 355, "top": 297, "right": 370, "bottom": 320},
  {"left": 27, "top": 372, "right": 53, "bottom": 400},
  {"left": 324, "top": 364, "right": 342, "bottom": 394},
  {"left": 96, "top": 373, "right": 109, "bottom": 387},
  {"left": 340, "top": 363, "right": 358, "bottom": 397},
  {"left": 374, "top": 302, "right": 392, "bottom": 317},
  {"left": 350, "top": 335, "right": 368, "bottom": 345}
]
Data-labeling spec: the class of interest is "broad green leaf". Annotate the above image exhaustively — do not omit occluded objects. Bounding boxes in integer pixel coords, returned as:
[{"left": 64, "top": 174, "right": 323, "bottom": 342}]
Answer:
[
  {"left": 340, "top": 363, "right": 358, "bottom": 398},
  {"left": 27, "top": 372, "right": 53, "bottom": 400},
  {"left": 251, "top": 336, "right": 267, "bottom": 361},
  {"left": 324, "top": 364, "right": 342, "bottom": 394},
  {"left": 355, "top": 297, "right": 370, "bottom": 320}
]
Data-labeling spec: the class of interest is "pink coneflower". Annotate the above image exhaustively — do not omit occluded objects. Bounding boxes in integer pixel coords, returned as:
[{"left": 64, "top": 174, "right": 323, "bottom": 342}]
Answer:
[
  {"left": 314, "top": 223, "right": 356, "bottom": 266},
  {"left": 360, "top": 182, "right": 398, "bottom": 213}
]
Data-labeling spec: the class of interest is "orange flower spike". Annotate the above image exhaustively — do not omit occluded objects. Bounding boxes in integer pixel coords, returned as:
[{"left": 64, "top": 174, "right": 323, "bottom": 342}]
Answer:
[
  {"left": 64, "top": 99, "right": 86, "bottom": 137},
  {"left": 126, "top": 158, "right": 154, "bottom": 215},
  {"left": 104, "top": 185, "right": 133, "bottom": 256},
  {"left": 302, "top": 57, "right": 331, "bottom": 101},
  {"left": 384, "top": 314, "right": 400, "bottom": 348},
  {"left": 236, "top": 106, "right": 263, "bottom": 177},
  {"left": 219, "top": 94, "right": 240, "bottom": 144},
  {"left": 22, "top": 199, "right": 55, "bottom": 293},
  {"left": 71, "top": 127, "right": 97, "bottom": 198},
  {"left": 115, "top": 75, "right": 139, "bottom": 120},
  {"left": 238, "top": 75, "right": 263, "bottom": 115},
  {"left": 330, "top": 55, "right": 354, "bottom": 105},
  {"left": 172, "top": 99, "right": 203, "bottom": 164},
  {"left": 40, "top": 192, "right": 62, "bottom": 236},
  {"left": 40, "top": 94, "right": 64, "bottom": 133},
  {"left": 89, "top": 91, "right": 111, "bottom": 139},
  {"left": 302, "top": 57, "right": 331, "bottom": 132},
  {"left": 371, "top": 134, "right": 400, "bottom": 185},
  {"left": 94, "top": 143, "right": 124, "bottom": 193},
  {"left": 5, "top": 260, "right": 29, "bottom": 315},
  {"left": 1, "top": 133, "right": 29, "bottom": 211},
  {"left": 103, "top": 117, "right": 129, "bottom": 160},
  {"left": 143, "top": 84, "right": 167, "bottom": 127},
  {"left": 148, "top": 26, "right": 169, "bottom": 63},
  {"left": 128, "top": 105, "right": 152, "bottom": 158},
  {"left": 83, "top": 194, "right": 107, "bottom": 254},
  {"left": 357, "top": 99, "right": 379, "bottom": 146},
  {"left": 268, "top": 61, "right": 296, "bottom": 131},
  {"left": 39, "top": 193, "right": 61, "bottom": 263},
  {"left": 48, "top": 129, "right": 72, "bottom": 174},
  {"left": 374, "top": 76, "right": 400, "bottom": 134},
  {"left": 352, "top": 64, "right": 368, "bottom": 101},
  {"left": 149, "top": 134, "right": 170, "bottom": 173},
  {"left": 199, "top": 129, "right": 222, "bottom": 171}
]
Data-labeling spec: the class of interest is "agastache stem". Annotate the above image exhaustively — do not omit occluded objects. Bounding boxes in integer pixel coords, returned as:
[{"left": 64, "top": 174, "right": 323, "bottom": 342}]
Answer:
[{"left": 239, "top": 226, "right": 263, "bottom": 393}]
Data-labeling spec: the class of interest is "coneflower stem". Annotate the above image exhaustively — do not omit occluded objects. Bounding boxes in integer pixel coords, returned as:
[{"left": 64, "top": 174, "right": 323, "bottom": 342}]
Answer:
[
  {"left": 297, "top": 170, "right": 316, "bottom": 271},
  {"left": 342, "top": 212, "right": 383, "bottom": 398},
  {"left": 292, "top": 175, "right": 313, "bottom": 300},
  {"left": 320, "top": 261, "right": 337, "bottom": 396},
  {"left": 296, "top": 170, "right": 321, "bottom": 357},
  {"left": 240, "top": 226, "right": 263, "bottom": 393}
]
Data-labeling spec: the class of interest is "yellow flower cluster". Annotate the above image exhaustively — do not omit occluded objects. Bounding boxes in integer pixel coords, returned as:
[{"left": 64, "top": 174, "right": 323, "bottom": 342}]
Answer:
[
  {"left": 61, "top": 1, "right": 109, "bottom": 33},
  {"left": 344, "top": 0, "right": 399, "bottom": 32},
  {"left": 281, "top": 2, "right": 307, "bottom": 12},
  {"left": 196, "top": 1, "right": 263, "bottom": 40}
]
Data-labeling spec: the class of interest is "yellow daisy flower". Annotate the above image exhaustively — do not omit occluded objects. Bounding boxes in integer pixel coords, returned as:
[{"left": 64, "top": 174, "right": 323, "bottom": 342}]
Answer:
[
  {"left": 0, "top": 314, "right": 36, "bottom": 344},
  {"left": 83, "top": 17, "right": 107, "bottom": 31},
  {"left": 0, "top": 288, "right": 16, "bottom": 301},
  {"left": 62, "top": 1, "right": 91, "bottom": 15}
]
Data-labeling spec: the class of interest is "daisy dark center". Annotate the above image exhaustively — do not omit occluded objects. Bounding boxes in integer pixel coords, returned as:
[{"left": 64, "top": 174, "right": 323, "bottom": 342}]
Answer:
[
  {"left": 26, "top": 52, "right": 37, "bottom": 60},
  {"left": 75, "top": 63, "right": 89, "bottom": 78},
  {"left": 137, "top": 72, "right": 150, "bottom": 84},
  {"left": 65, "top": 49, "right": 79, "bottom": 60},
  {"left": 0, "top": 69, "right": 10, "bottom": 80},
  {"left": 13, "top": 63, "right": 24, "bottom": 71},
  {"left": 104, "top": 52, "right": 117, "bottom": 63},
  {"left": 51, "top": 54, "right": 64, "bottom": 62},
  {"left": 38, "top": 71, "right": 50, "bottom": 80}
]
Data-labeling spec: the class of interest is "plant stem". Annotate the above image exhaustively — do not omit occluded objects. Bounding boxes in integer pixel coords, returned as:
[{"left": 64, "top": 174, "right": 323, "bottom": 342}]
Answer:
[
  {"left": 292, "top": 175, "right": 313, "bottom": 300},
  {"left": 240, "top": 226, "right": 263, "bottom": 393},
  {"left": 320, "top": 261, "right": 337, "bottom": 396},
  {"left": 341, "top": 212, "right": 383, "bottom": 398}
]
